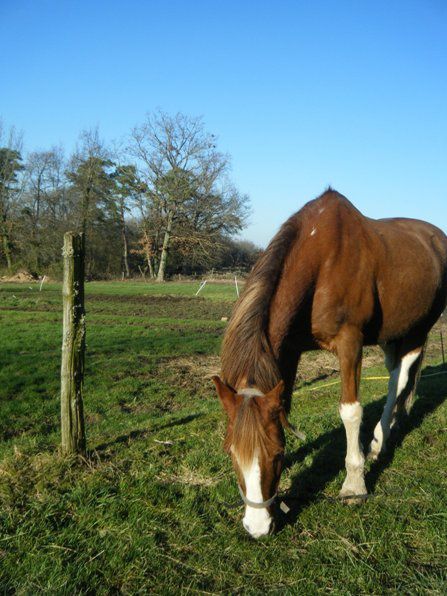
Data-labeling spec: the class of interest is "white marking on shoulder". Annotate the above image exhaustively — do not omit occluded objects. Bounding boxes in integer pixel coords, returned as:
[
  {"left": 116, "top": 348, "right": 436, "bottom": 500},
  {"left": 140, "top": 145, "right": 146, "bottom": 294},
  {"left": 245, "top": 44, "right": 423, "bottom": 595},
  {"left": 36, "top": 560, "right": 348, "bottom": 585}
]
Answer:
[
  {"left": 319, "top": 207, "right": 325, "bottom": 214},
  {"left": 310, "top": 227, "right": 317, "bottom": 236},
  {"left": 241, "top": 456, "right": 272, "bottom": 538}
]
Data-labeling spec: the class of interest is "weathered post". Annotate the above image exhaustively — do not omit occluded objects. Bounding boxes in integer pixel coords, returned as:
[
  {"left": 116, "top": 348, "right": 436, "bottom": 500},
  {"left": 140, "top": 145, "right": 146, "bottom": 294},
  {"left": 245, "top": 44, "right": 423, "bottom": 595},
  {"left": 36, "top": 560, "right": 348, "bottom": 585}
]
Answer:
[{"left": 61, "top": 232, "right": 86, "bottom": 455}]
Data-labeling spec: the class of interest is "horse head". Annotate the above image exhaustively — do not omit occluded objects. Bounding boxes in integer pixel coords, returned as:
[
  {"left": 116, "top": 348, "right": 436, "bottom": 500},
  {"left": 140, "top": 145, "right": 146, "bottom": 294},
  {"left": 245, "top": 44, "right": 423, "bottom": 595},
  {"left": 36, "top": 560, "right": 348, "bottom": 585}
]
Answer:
[{"left": 212, "top": 376, "right": 287, "bottom": 538}]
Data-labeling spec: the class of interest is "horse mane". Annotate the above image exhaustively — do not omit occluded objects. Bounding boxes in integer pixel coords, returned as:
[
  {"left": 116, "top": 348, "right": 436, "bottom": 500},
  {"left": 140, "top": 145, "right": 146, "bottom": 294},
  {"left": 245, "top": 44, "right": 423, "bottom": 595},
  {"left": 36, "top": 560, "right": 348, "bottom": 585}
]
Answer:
[{"left": 221, "top": 212, "right": 300, "bottom": 393}]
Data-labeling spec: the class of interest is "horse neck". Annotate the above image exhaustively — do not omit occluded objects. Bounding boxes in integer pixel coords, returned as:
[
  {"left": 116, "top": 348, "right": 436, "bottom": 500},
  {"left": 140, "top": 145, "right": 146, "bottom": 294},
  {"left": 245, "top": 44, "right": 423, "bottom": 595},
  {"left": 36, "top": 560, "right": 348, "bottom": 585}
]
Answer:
[{"left": 267, "top": 241, "right": 314, "bottom": 356}]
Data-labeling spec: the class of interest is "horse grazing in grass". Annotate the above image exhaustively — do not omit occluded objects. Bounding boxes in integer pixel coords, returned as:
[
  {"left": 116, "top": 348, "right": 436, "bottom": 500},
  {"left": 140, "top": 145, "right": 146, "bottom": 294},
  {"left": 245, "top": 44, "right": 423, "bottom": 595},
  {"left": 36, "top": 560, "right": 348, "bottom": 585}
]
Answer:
[{"left": 213, "top": 189, "right": 447, "bottom": 538}]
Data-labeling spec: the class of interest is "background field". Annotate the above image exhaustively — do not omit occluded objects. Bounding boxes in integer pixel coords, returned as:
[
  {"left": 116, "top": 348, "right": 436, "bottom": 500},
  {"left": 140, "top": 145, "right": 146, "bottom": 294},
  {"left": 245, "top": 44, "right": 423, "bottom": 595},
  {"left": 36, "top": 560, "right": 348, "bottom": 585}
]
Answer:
[{"left": 1, "top": 281, "right": 446, "bottom": 594}]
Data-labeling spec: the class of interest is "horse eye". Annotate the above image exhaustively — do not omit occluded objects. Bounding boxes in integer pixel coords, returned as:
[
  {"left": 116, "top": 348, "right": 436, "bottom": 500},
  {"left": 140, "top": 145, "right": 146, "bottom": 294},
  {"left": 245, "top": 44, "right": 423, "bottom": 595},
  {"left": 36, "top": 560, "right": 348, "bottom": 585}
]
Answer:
[
  {"left": 272, "top": 455, "right": 283, "bottom": 476},
  {"left": 273, "top": 453, "right": 284, "bottom": 466}
]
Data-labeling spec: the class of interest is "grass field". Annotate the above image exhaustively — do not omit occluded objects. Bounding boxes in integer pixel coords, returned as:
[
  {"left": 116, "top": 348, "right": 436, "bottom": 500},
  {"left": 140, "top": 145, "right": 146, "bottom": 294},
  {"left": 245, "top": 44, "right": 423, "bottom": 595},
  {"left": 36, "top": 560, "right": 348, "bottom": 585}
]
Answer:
[{"left": 1, "top": 280, "right": 446, "bottom": 594}]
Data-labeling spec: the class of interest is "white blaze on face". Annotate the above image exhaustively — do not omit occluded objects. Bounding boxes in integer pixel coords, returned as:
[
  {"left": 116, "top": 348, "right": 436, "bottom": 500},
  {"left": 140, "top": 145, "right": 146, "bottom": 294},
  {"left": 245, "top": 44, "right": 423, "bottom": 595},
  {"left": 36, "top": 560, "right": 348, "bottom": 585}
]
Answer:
[{"left": 241, "top": 455, "right": 272, "bottom": 539}]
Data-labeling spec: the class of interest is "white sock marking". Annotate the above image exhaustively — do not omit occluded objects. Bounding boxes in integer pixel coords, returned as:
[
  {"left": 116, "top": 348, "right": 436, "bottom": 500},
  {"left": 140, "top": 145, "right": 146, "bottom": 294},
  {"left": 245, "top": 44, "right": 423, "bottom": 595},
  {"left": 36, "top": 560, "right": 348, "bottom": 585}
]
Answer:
[
  {"left": 396, "top": 350, "right": 420, "bottom": 396},
  {"left": 340, "top": 402, "right": 366, "bottom": 495},
  {"left": 370, "top": 349, "right": 421, "bottom": 457}
]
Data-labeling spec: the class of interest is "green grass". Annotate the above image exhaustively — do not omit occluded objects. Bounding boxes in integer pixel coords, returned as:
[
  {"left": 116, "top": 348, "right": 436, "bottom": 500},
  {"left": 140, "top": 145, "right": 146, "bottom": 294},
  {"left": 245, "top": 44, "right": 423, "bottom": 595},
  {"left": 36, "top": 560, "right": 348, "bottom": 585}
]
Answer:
[{"left": 0, "top": 281, "right": 446, "bottom": 594}]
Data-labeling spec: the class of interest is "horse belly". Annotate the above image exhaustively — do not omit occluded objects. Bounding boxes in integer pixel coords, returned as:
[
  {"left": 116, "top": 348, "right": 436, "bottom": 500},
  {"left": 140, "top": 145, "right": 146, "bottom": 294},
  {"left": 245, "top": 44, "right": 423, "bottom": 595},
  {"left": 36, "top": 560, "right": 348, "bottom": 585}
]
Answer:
[
  {"left": 376, "top": 252, "right": 446, "bottom": 342},
  {"left": 310, "top": 277, "right": 376, "bottom": 350}
]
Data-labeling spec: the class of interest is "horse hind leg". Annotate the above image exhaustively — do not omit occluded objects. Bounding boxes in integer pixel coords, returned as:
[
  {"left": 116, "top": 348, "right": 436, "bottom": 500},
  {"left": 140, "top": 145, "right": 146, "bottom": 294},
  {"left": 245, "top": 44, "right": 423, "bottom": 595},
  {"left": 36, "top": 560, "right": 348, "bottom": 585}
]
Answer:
[
  {"left": 397, "top": 340, "right": 426, "bottom": 416},
  {"left": 368, "top": 340, "right": 425, "bottom": 461}
]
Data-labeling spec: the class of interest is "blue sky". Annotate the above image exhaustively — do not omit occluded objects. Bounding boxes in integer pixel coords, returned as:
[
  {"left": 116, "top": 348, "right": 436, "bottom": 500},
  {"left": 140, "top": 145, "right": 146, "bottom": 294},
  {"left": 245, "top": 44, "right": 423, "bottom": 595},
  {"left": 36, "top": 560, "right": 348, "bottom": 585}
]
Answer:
[{"left": 1, "top": 0, "right": 446, "bottom": 246}]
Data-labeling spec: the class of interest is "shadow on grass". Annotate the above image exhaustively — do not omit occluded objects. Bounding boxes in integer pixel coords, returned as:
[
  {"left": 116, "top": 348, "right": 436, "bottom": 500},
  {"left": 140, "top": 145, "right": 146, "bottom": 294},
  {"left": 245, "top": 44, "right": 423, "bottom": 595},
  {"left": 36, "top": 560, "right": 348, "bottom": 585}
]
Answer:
[
  {"left": 92, "top": 413, "right": 204, "bottom": 455},
  {"left": 298, "top": 370, "right": 339, "bottom": 388},
  {"left": 277, "top": 362, "right": 447, "bottom": 532},
  {"left": 366, "top": 362, "right": 447, "bottom": 493}
]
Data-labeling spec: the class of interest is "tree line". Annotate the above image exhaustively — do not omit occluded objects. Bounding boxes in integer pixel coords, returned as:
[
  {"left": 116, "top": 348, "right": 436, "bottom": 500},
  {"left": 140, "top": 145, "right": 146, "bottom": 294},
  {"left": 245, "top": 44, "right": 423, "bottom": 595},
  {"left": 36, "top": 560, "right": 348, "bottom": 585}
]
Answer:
[{"left": 0, "top": 112, "right": 261, "bottom": 281}]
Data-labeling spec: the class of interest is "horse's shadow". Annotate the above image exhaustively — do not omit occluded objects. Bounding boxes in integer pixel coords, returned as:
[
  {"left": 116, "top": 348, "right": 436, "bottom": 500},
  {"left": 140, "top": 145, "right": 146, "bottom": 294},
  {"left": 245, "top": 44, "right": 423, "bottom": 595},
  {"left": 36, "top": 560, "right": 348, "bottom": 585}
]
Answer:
[
  {"left": 277, "top": 362, "right": 447, "bottom": 531},
  {"left": 91, "top": 413, "right": 203, "bottom": 457}
]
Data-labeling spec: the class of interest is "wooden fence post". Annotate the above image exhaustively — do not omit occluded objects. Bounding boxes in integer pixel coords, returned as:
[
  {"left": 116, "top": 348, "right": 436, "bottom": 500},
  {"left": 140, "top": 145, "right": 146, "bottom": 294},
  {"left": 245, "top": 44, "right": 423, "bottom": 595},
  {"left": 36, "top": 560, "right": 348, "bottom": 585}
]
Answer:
[{"left": 61, "top": 232, "right": 86, "bottom": 455}]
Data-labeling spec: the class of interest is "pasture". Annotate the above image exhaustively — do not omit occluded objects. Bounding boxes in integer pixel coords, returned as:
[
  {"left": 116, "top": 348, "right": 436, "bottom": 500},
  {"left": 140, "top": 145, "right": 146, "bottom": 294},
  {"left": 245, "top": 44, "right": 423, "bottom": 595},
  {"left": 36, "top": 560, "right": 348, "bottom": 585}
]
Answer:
[{"left": 0, "top": 281, "right": 446, "bottom": 593}]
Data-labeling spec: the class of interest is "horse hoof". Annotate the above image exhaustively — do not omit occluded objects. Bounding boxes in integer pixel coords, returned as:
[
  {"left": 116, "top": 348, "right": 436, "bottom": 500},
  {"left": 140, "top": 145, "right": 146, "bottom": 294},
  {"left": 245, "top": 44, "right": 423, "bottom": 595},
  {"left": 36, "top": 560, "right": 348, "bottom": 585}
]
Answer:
[
  {"left": 340, "top": 494, "right": 366, "bottom": 504},
  {"left": 367, "top": 448, "right": 380, "bottom": 462},
  {"left": 338, "top": 488, "right": 367, "bottom": 505},
  {"left": 367, "top": 439, "right": 384, "bottom": 462}
]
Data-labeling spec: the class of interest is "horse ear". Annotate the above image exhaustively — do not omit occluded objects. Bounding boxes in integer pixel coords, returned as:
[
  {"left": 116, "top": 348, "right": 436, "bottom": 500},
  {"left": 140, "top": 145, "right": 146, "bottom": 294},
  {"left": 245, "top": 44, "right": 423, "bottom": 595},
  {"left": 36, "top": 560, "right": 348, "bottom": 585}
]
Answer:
[
  {"left": 264, "top": 380, "right": 285, "bottom": 410},
  {"left": 212, "top": 376, "right": 240, "bottom": 420}
]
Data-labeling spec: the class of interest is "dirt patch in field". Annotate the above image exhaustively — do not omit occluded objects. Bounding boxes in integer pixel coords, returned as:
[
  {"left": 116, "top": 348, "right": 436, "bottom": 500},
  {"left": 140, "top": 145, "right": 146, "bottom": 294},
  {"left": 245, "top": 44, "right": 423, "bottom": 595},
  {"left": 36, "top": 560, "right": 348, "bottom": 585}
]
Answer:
[
  {"left": 166, "top": 355, "right": 221, "bottom": 379},
  {"left": 164, "top": 346, "right": 386, "bottom": 395},
  {"left": 163, "top": 355, "right": 220, "bottom": 397},
  {"left": 165, "top": 352, "right": 338, "bottom": 391},
  {"left": 87, "top": 294, "right": 233, "bottom": 320},
  {"left": 297, "top": 347, "right": 384, "bottom": 384},
  {"left": 165, "top": 330, "right": 445, "bottom": 395},
  {"left": 0, "top": 270, "right": 36, "bottom": 283}
]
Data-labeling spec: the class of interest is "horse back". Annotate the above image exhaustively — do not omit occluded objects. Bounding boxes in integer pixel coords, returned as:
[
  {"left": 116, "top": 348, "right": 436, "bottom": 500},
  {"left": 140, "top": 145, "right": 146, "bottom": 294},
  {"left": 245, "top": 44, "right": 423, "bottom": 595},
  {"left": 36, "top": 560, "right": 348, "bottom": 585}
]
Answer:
[
  {"left": 271, "top": 191, "right": 447, "bottom": 349},
  {"left": 368, "top": 216, "right": 447, "bottom": 342}
]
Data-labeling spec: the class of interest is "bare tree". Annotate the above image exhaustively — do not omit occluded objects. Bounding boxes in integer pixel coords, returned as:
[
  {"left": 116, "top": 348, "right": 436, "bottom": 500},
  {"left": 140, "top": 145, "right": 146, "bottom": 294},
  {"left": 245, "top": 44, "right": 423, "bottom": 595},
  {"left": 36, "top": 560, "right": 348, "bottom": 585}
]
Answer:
[
  {"left": 0, "top": 122, "right": 24, "bottom": 270},
  {"left": 22, "top": 147, "right": 65, "bottom": 270},
  {"left": 129, "top": 111, "right": 249, "bottom": 281},
  {"left": 0, "top": 118, "right": 251, "bottom": 279}
]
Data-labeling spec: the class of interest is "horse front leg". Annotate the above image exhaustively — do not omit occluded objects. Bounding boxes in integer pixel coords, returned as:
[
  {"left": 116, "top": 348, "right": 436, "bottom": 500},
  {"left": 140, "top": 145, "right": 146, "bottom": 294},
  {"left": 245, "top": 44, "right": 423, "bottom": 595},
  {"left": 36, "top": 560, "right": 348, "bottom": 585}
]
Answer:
[
  {"left": 278, "top": 345, "right": 301, "bottom": 414},
  {"left": 336, "top": 327, "right": 367, "bottom": 503}
]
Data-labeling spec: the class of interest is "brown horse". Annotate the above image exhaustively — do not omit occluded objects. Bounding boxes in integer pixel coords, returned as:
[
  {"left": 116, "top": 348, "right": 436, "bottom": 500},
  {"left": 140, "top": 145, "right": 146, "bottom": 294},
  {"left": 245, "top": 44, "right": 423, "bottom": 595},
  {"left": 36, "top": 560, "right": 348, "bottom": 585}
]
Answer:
[{"left": 213, "top": 189, "right": 447, "bottom": 538}]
